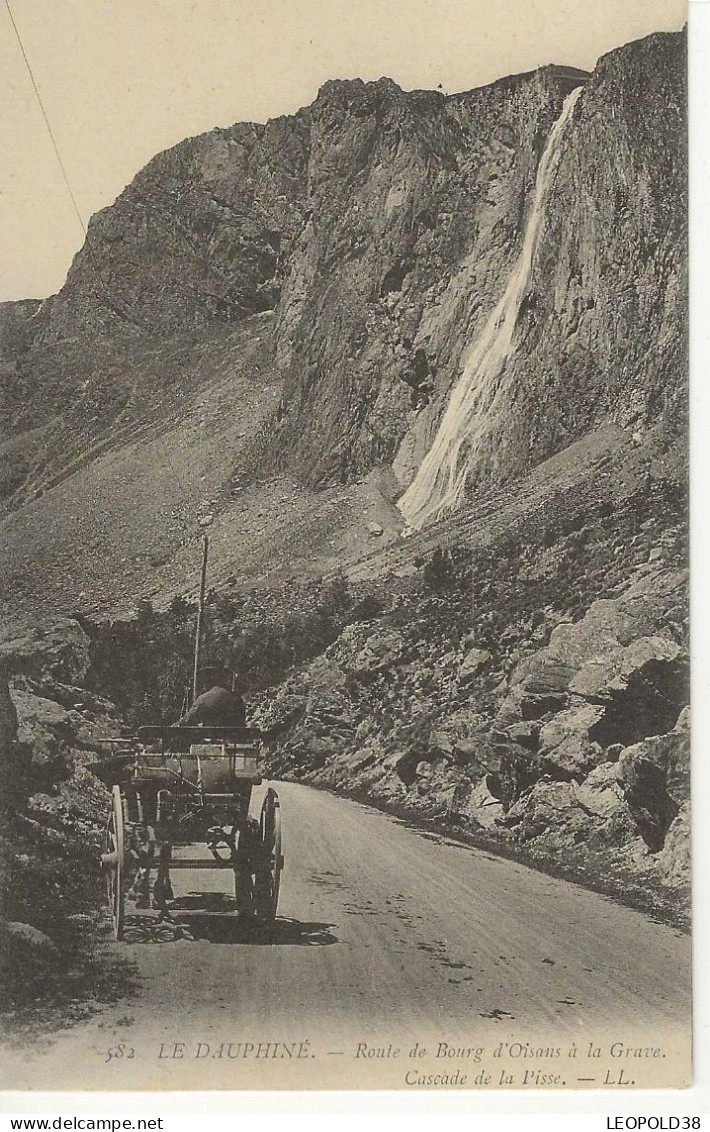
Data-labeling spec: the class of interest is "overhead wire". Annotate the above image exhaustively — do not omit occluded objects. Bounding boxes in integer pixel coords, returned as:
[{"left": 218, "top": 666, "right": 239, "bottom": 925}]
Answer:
[{"left": 3, "top": 0, "right": 147, "bottom": 333}]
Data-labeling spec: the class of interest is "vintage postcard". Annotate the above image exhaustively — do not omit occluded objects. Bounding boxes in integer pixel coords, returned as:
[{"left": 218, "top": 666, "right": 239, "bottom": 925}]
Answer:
[{"left": 0, "top": 0, "right": 690, "bottom": 1092}]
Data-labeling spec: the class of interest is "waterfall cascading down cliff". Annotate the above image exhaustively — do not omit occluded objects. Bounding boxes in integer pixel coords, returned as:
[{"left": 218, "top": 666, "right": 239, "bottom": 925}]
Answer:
[{"left": 397, "top": 86, "right": 584, "bottom": 530}]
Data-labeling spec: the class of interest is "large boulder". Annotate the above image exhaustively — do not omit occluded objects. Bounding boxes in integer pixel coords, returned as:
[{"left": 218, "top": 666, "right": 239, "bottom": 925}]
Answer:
[
  {"left": 513, "top": 659, "right": 577, "bottom": 697},
  {"left": 458, "top": 647, "right": 493, "bottom": 684},
  {"left": 572, "top": 761, "right": 624, "bottom": 817},
  {"left": 327, "top": 623, "right": 408, "bottom": 679},
  {"left": 501, "top": 780, "right": 591, "bottom": 848},
  {"left": 542, "top": 731, "right": 605, "bottom": 778},
  {"left": 429, "top": 729, "right": 454, "bottom": 756},
  {"left": 491, "top": 566, "right": 689, "bottom": 823},
  {"left": 504, "top": 721, "right": 540, "bottom": 751},
  {"left": 494, "top": 674, "right": 571, "bottom": 729},
  {"left": 617, "top": 728, "right": 689, "bottom": 804},
  {"left": 0, "top": 920, "right": 59, "bottom": 1004},
  {"left": 568, "top": 634, "right": 681, "bottom": 699},
  {"left": 656, "top": 802, "right": 690, "bottom": 888},
  {"left": 482, "top": 740, "right": 548, "bottom": 808},
  {"left": 616, "top": 750, "right": 679, "bottom": 852},
  {"left": 452, "top": 775, "right": 505, "bottom": 829},
  {"left": 0, "top": 619, "right": 91, "bottom": 685},
  {"left": 384, "top": 749, "right": 420, "bottom": 787},
  {"left": 11, "top": 687, "right": 73, "bottom": 763},
  {"left": 538, "top": 701, "right": 606, "bottom": 777},
  {"left": 500, "top": 771, "right": 637, "bottom": 854},
  {"left": 611, "top": 704, "right": 690, "bottom": 855},
  {"left": 503, "top": 567, "right": 688, "bottom": 743},
  {"left": 1, "top": 920, "right": 57, "bottom": 953}
]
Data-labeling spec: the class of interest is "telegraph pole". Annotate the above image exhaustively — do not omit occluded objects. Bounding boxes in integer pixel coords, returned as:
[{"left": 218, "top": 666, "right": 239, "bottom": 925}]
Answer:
[{"left": 192, "top": 534, "right": 209, "bottom": 704}]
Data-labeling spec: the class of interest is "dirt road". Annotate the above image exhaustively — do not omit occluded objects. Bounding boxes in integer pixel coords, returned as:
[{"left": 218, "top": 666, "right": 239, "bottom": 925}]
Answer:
[{"left": 3, "top": 782, "right": 691, "bottom": 1091}]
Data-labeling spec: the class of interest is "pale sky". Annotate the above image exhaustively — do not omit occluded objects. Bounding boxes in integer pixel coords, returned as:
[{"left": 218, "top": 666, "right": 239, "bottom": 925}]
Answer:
[{"left": 0, "top": 0, "right": 685, "bottom": 302}]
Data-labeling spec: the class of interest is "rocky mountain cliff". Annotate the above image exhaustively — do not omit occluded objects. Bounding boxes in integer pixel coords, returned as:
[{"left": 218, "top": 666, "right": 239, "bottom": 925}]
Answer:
[{"left": 1, "top": 31, "right": 685, "bottom": 517}]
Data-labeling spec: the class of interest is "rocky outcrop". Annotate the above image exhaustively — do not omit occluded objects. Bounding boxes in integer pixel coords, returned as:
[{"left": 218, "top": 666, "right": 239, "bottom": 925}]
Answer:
[
  {"left": 0, "top": 636, "right": 124, "bottom": 1010},
  {"left": 0, "top": 619, "right": 91, "bottom": 684},
  {"left": 256, "top": 517, "right": 690, "bottom": 919},
  {"left": 616, "top": 708, "right": 689, "bottom": 852},
  {"left": 492, "top": 564, "right": 688, "bottom": 783},
  {"left": 657, "top": 802, "right": 690, "bottom": 887},
  {"left": 52, "top": 114, "right": 309, "bottom": 338}
]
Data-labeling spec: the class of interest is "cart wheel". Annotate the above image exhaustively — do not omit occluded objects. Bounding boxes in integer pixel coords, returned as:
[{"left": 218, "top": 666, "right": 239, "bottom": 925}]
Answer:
[
  {"left": 255, "top": 788, "right": 282, "bottom": 921},
  {"left": 102, "top": 785, "right": 126, "bottom": 941}
]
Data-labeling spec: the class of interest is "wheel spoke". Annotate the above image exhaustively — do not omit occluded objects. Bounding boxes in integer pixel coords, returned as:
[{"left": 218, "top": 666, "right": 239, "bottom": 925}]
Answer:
[
  {"left": 106, "top": 785, "right": 125, "bottom": 941},
  {"left": 254, "top": 789, "right": 282, "bottom": 921}
]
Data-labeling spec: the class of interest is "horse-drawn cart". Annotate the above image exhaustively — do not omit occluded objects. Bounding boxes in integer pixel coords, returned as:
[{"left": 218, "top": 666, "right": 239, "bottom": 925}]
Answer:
[{"left": 98, "top": 726, "right": 282, "bottom": 941}]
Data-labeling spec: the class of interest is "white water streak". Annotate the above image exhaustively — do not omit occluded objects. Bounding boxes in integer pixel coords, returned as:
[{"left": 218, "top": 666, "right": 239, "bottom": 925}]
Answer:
[{"left": 398, "top": 87, "right": 583, "bottom": 529}]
